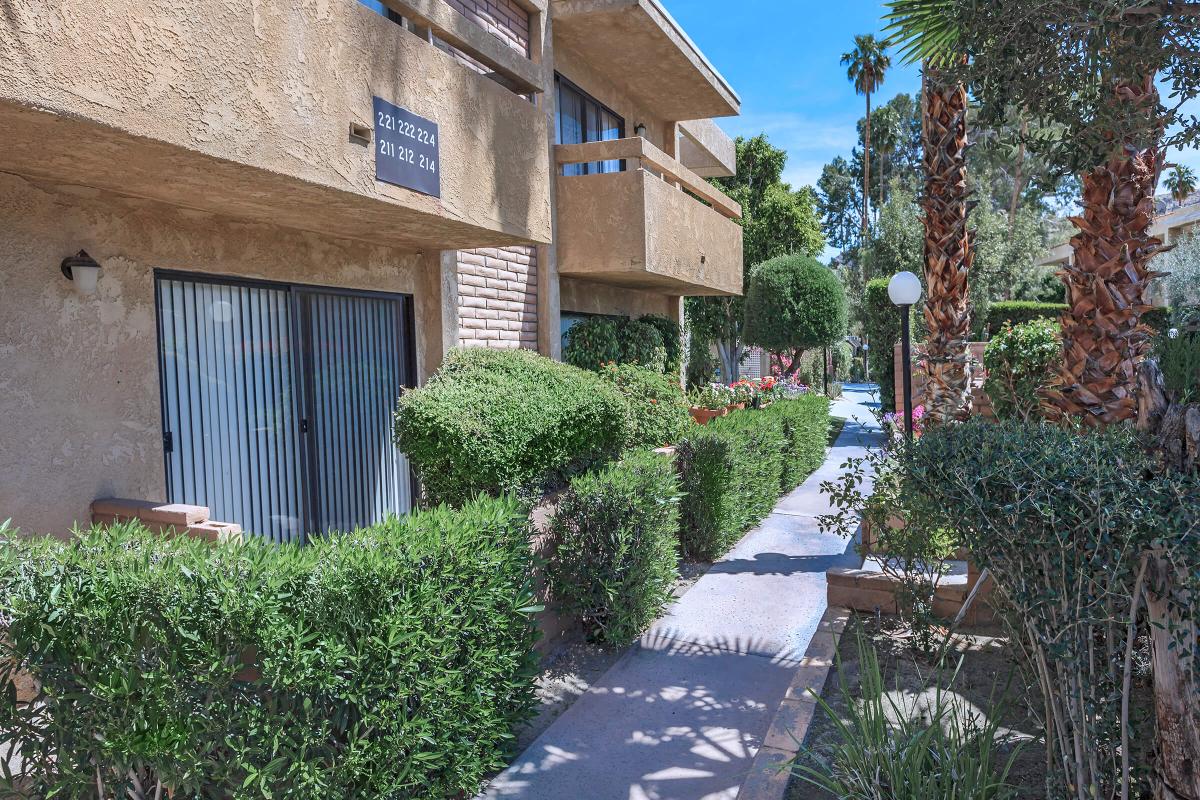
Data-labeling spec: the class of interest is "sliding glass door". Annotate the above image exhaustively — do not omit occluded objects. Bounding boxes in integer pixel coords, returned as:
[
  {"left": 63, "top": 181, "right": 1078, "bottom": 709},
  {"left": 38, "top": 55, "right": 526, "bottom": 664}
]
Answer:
[{"left": 156, "top": 273, "right": 414, "bottom": 543}]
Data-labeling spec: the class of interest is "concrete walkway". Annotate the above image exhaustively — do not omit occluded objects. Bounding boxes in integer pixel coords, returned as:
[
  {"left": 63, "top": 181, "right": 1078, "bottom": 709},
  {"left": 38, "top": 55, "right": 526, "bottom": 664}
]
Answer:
[{"left": 483, "top": 385, "right": 883, "bottom": 800}]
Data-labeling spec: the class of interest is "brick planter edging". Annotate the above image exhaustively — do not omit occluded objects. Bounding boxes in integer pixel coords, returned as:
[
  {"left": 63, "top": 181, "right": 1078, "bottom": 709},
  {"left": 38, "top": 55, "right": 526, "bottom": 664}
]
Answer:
[{"left": 737, "top": 606, "right": 850, "bottom": 799}]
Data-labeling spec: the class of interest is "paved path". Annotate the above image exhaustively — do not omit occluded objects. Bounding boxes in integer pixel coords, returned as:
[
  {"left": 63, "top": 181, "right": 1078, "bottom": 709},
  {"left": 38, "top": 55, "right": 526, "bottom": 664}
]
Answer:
[{"left": 483, "top": 385, "right": 883, "bottom": 800}]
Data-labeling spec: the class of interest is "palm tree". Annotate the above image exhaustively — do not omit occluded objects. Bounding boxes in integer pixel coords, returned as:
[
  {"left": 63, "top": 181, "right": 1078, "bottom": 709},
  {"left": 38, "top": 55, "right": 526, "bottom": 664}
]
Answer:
[
  {"left": 842, "top": 35, "right": 891, "bottom": 241},
  {"left": 885, "top": 4, "right": 973, "bottom": 425},
  {"left": 1166, "top": 164, "right": 1197, "bottom": 205}
]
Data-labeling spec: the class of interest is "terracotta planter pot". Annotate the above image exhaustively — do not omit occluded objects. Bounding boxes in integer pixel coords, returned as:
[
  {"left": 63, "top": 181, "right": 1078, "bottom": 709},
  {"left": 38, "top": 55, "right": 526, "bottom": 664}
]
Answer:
[
  {"left": 728, "top": 403, "right": 746, "bottom": 411},
  {"left": 689, "top": 407, "right": 728, "bottom": 425}
]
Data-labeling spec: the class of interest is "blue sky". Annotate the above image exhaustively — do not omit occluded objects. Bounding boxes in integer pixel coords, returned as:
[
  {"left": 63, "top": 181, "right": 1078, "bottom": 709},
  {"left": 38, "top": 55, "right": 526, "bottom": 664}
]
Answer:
[{"left": 668, "top": 1, "right": 1200, "bottom": 195}]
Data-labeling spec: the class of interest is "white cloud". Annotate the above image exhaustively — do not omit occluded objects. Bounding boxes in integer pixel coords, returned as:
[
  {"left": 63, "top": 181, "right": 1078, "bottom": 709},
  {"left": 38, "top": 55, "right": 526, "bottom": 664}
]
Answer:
[{"left": 714, "top": 111, "right": 860, "bottom": 190}]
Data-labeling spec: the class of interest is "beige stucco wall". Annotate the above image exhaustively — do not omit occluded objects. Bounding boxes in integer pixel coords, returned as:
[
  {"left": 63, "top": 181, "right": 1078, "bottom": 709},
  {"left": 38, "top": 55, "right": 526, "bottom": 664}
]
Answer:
[
  {"left": 0, "top": 0, "right": 551, "bottom": 252},
  {"left": 555, "top": 169, "right": 742, "bottom": 295},
  {"left": 0, "top": 175, "right": 444, "bottom": 537},
  {"left": 559, "top": 278, "right": 675, "bottom": 318},
  {"left": 552, "top": 41, "right": 674, "bottom": 155}
]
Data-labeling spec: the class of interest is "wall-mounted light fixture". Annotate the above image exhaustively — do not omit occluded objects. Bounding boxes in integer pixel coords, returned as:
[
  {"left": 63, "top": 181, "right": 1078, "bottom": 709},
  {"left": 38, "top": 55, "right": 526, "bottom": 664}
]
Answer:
[
  {"left": 60, "top": 250, "right": 102, "bottom": 296},
  {"left": 634, "top": 122, "right": 647, "bottom": 138}
]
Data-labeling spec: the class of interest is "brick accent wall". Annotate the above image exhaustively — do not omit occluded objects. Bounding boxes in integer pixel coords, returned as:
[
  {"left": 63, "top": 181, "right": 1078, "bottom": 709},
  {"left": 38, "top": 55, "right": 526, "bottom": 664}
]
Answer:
[
  {"left": 458, "top": 246, "right": 538, "bottom": 350},
  {"left": 444, "top": 0, "right": 530, "bottom": 55}
]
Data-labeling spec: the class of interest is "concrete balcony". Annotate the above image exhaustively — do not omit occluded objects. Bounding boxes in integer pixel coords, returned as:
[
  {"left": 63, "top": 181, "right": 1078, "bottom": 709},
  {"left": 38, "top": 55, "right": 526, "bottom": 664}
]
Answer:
[
  {"left": 551, "top": 0, "right": 740, "bottom": 121},
  {"left": 555, "top": 138, "right": 743, "bottom": 296},
  {"left": 0, "top": 0, "right": 551, "bottom": 251}
]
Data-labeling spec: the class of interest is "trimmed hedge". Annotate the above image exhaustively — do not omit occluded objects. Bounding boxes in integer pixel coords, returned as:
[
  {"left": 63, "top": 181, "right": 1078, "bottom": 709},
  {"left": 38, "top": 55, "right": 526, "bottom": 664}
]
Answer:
[
  {"left": 546, "top": 450, "right": 682, "bottom": 645},
  {"left": 768, "top": 396, "right": 833, "bottom": 490},
  {"left": 395, "top": 348, "right": 627, "bottom": 506},
  {"left": 863, "top": 278, "right": 903, "bottom": 409},
  {"left": 984, "top": 301, "right": 1067, "bottom": 336},
  {"left": 599, "top": 362, "right": 692, "bottom": 450},
  {"left": 0, "top": 498, "right": 540, "bottom": 799},
  {"left": 676, "top": 395, "right": 830, "bottom": 560}
]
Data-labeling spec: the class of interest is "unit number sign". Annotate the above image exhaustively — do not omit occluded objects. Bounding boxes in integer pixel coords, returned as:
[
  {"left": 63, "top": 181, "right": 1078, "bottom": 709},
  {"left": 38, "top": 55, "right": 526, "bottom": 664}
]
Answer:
[{"left": 372, "top": 96, "right": 441, "bottom": 198}]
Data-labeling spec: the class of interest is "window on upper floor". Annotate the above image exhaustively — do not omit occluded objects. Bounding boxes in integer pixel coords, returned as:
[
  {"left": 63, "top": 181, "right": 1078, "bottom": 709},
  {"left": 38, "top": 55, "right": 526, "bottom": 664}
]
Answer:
[
  {"left": 555, "top": 75, "right": 624, "bottom": 177},
  {"left": 357, "top": 0, "right": 404, "bottom": 24}
]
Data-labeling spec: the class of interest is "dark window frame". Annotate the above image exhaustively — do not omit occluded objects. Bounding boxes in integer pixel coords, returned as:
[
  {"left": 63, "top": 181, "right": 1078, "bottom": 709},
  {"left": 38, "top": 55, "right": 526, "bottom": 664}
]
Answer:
[{"left": 555, "top": 74, "right": 625, "bottom": 176}]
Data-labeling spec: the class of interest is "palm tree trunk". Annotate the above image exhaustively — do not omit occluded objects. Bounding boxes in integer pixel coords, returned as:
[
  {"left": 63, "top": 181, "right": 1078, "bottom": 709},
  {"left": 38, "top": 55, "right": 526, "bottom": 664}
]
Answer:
[
  {"left": 1043, "top": 75, "right": 1163, "bottom": 427},
  {"left": 863, "top": 92, "right": 872, "bottom": 239},
  {"left": 920, "top": 67, "right": 974, "bottom": 425}
]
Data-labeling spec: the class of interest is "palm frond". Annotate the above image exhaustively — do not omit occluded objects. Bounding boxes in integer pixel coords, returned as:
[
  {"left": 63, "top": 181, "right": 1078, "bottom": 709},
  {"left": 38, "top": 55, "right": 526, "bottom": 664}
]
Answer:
[{"left": 885, "top": 0, "right": 961, "bottom": 67}]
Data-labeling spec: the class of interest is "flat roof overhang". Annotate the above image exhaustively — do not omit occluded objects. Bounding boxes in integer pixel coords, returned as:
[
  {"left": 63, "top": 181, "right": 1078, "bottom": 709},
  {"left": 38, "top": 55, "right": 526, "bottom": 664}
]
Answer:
[{"left": 551, "top": 0, "right": 741, "bottom": 121}]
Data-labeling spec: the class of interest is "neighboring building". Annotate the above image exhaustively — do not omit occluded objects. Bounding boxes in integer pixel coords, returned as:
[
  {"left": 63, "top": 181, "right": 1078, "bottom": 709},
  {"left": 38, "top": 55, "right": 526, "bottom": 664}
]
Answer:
[
  {"left": 0, "top": 0, "right": 743, "bottom": 538},
  {"left": 1039, "top": 191, "right": 1200, "bottom": 305}
]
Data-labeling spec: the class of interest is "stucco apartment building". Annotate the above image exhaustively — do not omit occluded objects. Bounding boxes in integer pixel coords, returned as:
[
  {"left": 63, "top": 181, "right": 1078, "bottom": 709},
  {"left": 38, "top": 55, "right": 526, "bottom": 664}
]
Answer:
[{"left": 0, "top": 0, "right": 743, "bottom": 540}]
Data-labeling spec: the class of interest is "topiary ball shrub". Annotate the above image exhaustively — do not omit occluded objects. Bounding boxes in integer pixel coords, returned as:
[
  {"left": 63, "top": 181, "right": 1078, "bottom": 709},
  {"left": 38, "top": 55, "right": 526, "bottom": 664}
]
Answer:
[
  {"left": 395, "top": 347, "right": 628, "bottom": 506},
  {"left": 599, "top": 362, "right": 692, "bottom": 449},
  {"left": 0, "top": 497, "right": 540, "bottom": 799},
  {"left": 743, "top": 254, "right": 848, "bottom": 366},
  {"left": 563, "top": 317, "right": 667, "bottom": 373},
  {"left": 982, "top": 318, "right": 1061, "bottom": 422},
  {"left": 638, "top": 314, "right": 684, "bottom": 376},
  {"left": 546, "top": 450, "right": 682, "bottom": 645}
]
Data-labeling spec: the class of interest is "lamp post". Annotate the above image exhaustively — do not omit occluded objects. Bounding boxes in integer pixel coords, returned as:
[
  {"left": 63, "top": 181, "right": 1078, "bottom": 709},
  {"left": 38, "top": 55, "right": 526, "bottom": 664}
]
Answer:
[
  {"left": 888, "top": 271, "right": 922, "bottom": 443},
  {"left": 861, "top": 342, "right": 870, "bottom": 384}
]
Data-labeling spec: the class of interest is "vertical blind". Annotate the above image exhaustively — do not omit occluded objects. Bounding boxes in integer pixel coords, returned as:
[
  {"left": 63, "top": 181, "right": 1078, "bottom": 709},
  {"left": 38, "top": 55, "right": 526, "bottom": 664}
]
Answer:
[
  {"left": 556, "top": 74, "right": 624, "bottom": 176},
  {"left": 156, "top": 276, "right": 412, "bottom": 543}
]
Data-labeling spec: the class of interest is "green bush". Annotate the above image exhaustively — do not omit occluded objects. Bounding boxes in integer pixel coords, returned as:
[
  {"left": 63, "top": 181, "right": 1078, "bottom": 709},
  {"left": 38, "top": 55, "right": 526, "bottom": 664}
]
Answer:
[
  {"left": 1143, "top": 305, "right": 1174, "bottom": 335},
  {"left": 546, "top": 450, "right": 682, "bottom": 645},
  {"left": 598, "top": 362, "right": 692, "bottom": 449},
  {"left": 563, "top": 316, "right": 667, "bottom": 373},
  {"left": 864, "top": 277, "right": 907, "bottom": 410},
  {"left": 676, "top": 396, "right": 830, "bottom": 560},
  {"left": 904, "top": 421, "right": 1199, "bottom": 798},
  {"left": 982, "top": 318, "right": 1062, "bottom": 421},
  {"left": 765, "top": 394, "right": 831, "bottom": 490},
  {"left": 638, "top": 314, "right": 683, "bottom": 376},
  {"left": 984, "top": 301, "right": 1067, "bottom": 336},
  {"left": 744, "top": 254, "right": 848, "bottom": 361},
  {"left": 395, "top": 348, "right": 627, "bottom": 506},
  {"left": 0, "top": 498, "right": 540, "bottom": 800},
  {"left": 831, "top": 341, "right": 854, "bottom": 381},
  {"left": 1153, "top": 310, "right": 1200, "bottom": 403}
]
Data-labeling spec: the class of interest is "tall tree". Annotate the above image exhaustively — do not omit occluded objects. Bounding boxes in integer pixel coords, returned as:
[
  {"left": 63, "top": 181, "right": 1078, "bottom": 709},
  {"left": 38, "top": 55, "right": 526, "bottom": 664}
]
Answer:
[
  {"left": 917, "top": 2, "right": 1200, "bottom": 428},
  {"left": 686, "top": 135, "right": 825, "bottom": 382},
  {"left": 816, "top": 156, "right": 862, "bottom": 253},
  {"left": 1166, "top": 164, "right": 1197, "bottom": 204},
  {"left": 884, "top": 10, "right": 975, "bottom": 425},
  {"left": 842, "top": 34, "right": 892, "bottom": 240}
]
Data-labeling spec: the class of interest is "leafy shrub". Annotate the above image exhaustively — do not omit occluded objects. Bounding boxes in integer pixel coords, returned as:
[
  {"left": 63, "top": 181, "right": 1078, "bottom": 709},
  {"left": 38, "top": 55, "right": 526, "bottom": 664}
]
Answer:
[
  {"left": 599, "top": 363, "right": 692, "bottom": 449},
  {"left": 1143, "top": 305, "right": 1175, "bottom": 336},
  {"left": 0, "top": 498, "right": 540, "bottom": 799},
  {"left": 563, "top": 316, "right": 667, "bottom": 373},
  {"left": 1153, "top": 311, "right": 1200, "bottom": 402},
  {"left": 562, "top": 316, "right": 622, "bottom": 369},
  {"left": 984, "top": 301, "right": 1067, "bottom": 337},
  {"left": 546, "top": 451, "right": 682, "bottom": 644},
  {"left": 688, "top": 383, "right": 734, "bottom": 410},
  {"left": 638, "top": 314, "right": 683, "bottom": 376},
  {"left": 982, "top": 318, "right": 1061, "bottom": 421},
  {"left": 744, "top": 254, "right": 848, "bottom": 364},
  {"left": 766, "top": 395, "right": 832, "bottom": 490},
  {"left": 395, "top": 348, "right": 627, "bottom": 506},
  {"left": 904, "top": 421, "right": 1199, "bottom": 799},
  {"left": 794, "top": 626, "right": 1023, "bottom": 800},
  {"left": 676, "top": 396, "right": 830, "bottom": 560},
  {"left": 685, "top": 330, "right": 718, "bottom": 388},
  {"left": 831, "top": 341, "right": 854, "bottom": 381},
  {"left": 864, "top": 277, "right": 907, "bottom": 410}
]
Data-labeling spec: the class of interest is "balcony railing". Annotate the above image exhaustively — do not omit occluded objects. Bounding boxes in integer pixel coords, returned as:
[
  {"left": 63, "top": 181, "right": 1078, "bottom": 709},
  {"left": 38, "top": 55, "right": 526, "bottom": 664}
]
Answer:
[{"left": 554, "top": 137, "right": 743, "bottom": 296}]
